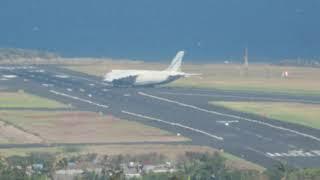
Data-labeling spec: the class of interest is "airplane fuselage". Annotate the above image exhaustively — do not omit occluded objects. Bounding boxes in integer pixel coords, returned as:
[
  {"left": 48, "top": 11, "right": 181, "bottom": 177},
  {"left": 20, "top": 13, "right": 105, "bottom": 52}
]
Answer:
[
  {"left": 104, "top": 70, "right": 186, "bottom": 87},
  {"left": 103, "top": 51, "right": 197, "bottom": 87}
]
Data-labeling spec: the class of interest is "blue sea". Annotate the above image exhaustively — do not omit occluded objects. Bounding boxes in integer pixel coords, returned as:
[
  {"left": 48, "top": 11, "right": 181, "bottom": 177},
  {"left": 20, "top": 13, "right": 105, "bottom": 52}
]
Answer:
[{"left": 0, "top": 0, "right": 320, "bottom": 62}]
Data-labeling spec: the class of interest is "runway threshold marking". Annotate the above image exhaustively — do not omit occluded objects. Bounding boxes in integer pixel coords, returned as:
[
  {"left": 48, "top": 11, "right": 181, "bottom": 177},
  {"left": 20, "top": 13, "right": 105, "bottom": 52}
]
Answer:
[
  {"left": 267, "top": 150, "right": 320, "bottom": 157},
  {"left": 157, "top": 92, "right": 320, "bottom": 104},
  {"left": 121, "top": 110, "right": 224, "bottom": 141},
  {"left": 49, "top": 90, "right": 109, "bottom": 109},
  {"left": 138, "top": 92, "right": 320, "bottom": 142}
]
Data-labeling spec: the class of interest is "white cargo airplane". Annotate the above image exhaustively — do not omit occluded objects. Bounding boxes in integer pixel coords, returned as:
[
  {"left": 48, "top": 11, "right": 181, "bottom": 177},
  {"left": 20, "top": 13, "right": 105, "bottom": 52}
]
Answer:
[{"left": 104, "top": 51, "right": 198, "bottom": 87}]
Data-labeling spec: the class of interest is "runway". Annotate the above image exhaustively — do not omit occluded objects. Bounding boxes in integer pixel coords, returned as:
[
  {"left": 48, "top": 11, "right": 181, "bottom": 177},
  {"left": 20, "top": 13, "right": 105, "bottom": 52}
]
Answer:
[{"left": 1, "top": 65, "right": 320, "bottom": 168}]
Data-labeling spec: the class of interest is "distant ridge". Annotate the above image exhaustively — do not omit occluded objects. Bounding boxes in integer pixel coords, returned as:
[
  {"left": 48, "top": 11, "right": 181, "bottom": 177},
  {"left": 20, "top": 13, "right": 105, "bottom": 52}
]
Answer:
[{"left": 0, "top": 48, "right": 59, "bottom": 61}]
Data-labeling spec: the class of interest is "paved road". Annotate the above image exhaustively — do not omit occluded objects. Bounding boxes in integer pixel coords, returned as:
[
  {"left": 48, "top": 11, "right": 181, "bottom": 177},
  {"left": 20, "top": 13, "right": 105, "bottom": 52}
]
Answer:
[{"left": 1, "top": 65, "right": 320, "bottom": 168}]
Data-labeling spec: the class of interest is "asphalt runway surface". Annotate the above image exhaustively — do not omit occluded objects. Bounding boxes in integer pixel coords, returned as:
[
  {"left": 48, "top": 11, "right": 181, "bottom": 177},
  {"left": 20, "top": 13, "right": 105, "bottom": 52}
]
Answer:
[{"left": 1, "top": 65, "right": 320, "bottom": 168}]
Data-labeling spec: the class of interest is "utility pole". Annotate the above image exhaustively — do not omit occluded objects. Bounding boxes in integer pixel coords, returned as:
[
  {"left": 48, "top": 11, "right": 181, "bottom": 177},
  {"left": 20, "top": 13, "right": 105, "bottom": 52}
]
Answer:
[
  {"left": 243, "top": 48, "right": 249, "bottom": 76},
  {"left": 244, "top": 47, "right": 249, "bottom": 67}
]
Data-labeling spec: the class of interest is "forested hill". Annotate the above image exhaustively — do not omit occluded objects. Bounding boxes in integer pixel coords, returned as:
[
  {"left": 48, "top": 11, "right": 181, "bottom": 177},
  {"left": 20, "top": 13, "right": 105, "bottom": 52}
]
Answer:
[{"left": 0, "top": 48, "right": 58, "bottom": 60}]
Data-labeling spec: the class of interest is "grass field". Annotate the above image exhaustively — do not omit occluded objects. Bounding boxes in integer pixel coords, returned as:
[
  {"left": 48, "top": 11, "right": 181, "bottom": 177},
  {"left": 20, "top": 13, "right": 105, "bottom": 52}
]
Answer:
[
  {"left": 0, "top": 110, "right": 188, "bottom": 144},
  {"left": 64, "top": 61, "right": 320, "bottom": 96},
  {"left": 172, "top": 64, "right": 320, "bottom": 96},
  {"left": 211, "top": 101, "right": 320, "bottom": 129},
  {"left": 0, "top": 92, "right": 67, "bottom": 108},
  {"left": 0, "top": 106, "right": 263, "bottom": 171}
]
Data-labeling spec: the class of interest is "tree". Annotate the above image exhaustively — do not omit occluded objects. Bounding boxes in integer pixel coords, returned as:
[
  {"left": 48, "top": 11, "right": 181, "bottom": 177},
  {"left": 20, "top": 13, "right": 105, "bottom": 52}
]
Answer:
[{"left": 55, "top": 157, "right": 68, "bottom": 170}]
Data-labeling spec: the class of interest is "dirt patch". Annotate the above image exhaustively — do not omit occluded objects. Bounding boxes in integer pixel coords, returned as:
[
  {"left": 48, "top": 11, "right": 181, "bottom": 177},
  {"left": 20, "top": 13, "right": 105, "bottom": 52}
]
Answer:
[
  {"left": 0, "top": 121, "right": 42, "bottom": 144},
  {"left": 0, "top": 111, "right": 188, "bottom": 144},
  {"left": 24, "top": 112, "right": 93, "bottom": 119},
  {"left": 83, "top": 144, "right": 216, "bottom": 159}
]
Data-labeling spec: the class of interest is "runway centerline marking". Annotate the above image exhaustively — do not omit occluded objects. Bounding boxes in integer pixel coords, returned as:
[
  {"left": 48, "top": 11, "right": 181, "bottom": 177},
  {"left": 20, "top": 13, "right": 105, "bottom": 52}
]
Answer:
[
  {"left": 157, "top": 91, "right": 320, "bottom": 104},
  {"left": 49, "top": 90, "right": 109, "bottom": 109},
  {"left": 138, "top": 92, "right": 320, "bottom": 142},
  {"left": 121, "top": 110, "right": 224, "bottom": 141}
]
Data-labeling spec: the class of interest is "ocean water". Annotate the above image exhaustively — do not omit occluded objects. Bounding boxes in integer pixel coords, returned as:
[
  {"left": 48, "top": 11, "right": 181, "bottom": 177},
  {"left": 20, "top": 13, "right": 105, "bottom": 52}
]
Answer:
[{"left": 0, "top": 0, "right": 320, "bottom": 62}]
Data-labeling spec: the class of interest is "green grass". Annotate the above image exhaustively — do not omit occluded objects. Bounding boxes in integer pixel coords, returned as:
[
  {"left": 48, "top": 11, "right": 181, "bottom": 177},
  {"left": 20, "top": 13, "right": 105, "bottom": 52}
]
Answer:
[
  {"left": 171, "top": 80, "right": 320, "bottom": 96},
  {"left": 0, "top": 92, "right": 67, "bottom": 108},
  {"left": 0, "top": 147, "right": 62, "bottom": 157},
  {"left": 211, "top": 101, "right": 320, "bottom": 129}
]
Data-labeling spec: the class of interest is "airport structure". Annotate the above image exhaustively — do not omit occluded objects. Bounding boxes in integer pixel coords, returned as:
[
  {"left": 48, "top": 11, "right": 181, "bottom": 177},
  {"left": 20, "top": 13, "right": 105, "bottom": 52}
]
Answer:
[{"left": 1, "top": 61, "right": 320, "bottom": 168}]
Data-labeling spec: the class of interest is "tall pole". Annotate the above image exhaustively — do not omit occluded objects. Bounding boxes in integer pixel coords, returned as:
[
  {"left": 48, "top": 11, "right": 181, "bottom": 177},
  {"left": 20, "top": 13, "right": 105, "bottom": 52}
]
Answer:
[
  {"left": 244, "top": 47, "right": 249, "bottom": 67},
  {"left": 243, "top": 48, "right": 249, "bottom": 76}
]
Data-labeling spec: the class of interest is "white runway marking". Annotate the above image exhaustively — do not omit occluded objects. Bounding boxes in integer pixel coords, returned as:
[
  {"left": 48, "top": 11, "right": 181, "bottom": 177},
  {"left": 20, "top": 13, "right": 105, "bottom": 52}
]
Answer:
[
  {"left": 267, "top": 150, "right": 320, "bottom": 157},
  {"left": 29, "top": 69, "right": 45, "bottom": 73},
  {"left": 122, "top": 110, "right": 223, "bottom": 141},
  {"left": 0, "top": 66, "right": 34, "bottom": 70},
  {"left": 62, "top": 74, "right": 109, "bottom": 86},
  {"left": 55, "top": 75, "right": 69, "bottom": 78},
  {"left": 42, "top": 84, "right": 53, "bottom": 87},
  {"left": 216, "top": 120, "right": 239, "bottom": 124},
  {"left": 2, "top": 75, "right": 17, "bottom": 78},
  {"left": 78, "top": 77, "right": 109, "bottom": 86},
  {"left": 49, "top": 90, "right": 108, "bottom": 109},
  {"left": 34, "top": 68, "right": 109, "bottom": 86},
  {"left": 157, "top": 91, "right": 320, "bottom": 104},
  {"left": 139, "top": 92, "right": 320, "bottom": 142}
]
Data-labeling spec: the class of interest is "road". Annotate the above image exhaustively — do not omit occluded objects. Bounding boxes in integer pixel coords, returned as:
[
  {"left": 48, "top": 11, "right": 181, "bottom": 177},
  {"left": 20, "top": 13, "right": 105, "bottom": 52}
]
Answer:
[{"left": 1, "top": 65, "right": 320, "bottom": 168}]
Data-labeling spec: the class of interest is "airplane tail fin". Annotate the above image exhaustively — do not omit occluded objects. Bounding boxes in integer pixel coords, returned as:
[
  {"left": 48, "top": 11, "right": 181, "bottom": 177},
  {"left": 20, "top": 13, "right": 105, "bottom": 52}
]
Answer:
[{"left": 166, "top": 51, "right": 185, "bottom": 72}]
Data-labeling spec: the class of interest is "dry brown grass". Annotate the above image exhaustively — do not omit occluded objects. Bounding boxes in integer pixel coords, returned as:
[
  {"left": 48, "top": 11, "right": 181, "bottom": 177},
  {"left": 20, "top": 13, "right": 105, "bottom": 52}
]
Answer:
[
  {"left": 0, "top": 111, "right": 188, "bottom": 144},
  {"left": 0, "top": 121, "right": 42, "bottom": 144},
  {"left": 83, "top": 144, "right": 214, "bottom": 159},
  {"left": 175, "top": 64, "right": 320, "bottom": 95}
]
